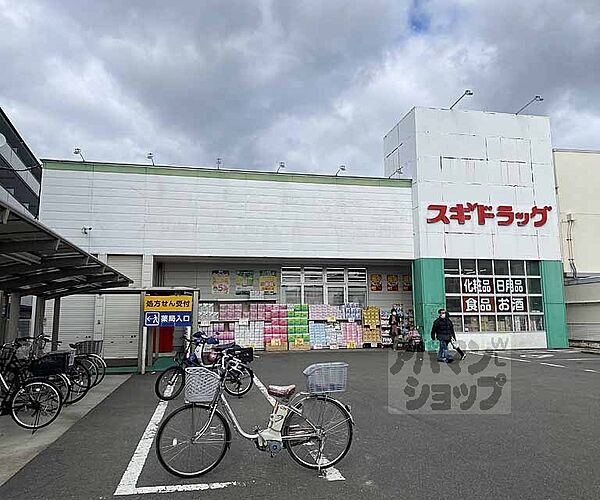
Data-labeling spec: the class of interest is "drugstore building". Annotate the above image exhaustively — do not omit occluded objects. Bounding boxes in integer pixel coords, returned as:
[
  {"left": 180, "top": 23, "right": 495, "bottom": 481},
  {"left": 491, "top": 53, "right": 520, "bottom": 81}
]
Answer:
[{"left": 39, "top": 107, "right": 568, "bottom": 363}]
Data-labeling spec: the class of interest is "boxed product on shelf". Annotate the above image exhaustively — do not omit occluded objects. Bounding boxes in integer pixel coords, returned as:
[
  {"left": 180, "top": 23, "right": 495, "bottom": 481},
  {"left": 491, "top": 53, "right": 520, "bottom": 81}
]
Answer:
[
  {"left": 363, "top": 306, "right": 381, "bottom": 327},
  {"left": 342, "top": 303, "right": 362, "bottom": 321},
  {"left": 288, "top": 334, "right": 310, "bottom": 350},
  {"left": 341, "top": 322, "right": 363, "bottom": 348},
  {"left": 198, "top": 303, "right": 219, "bottom": 321},
  {"left": 309, "top": 322, "right": 328, "bottom": 348},
  {"left": 362, "top": 326, "right": 382, "bottom": 344},
  {"left": 309, "top": 304, "right": 342, "bottom": 321},
  {"left": 264, "top": 329, "right": 288, "bottom": 351},
  {"left": 325, "top": 324, "right": 343, "bottom": 348},
  {"left": 219, "top": 303, "right": 244, "bottom": 321}
]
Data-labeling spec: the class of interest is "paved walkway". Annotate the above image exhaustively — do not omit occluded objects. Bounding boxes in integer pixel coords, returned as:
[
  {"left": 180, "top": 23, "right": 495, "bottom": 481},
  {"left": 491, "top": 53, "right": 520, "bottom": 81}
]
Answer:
[{"left": 0, "top": 375, "right": 130, "bottom": 486}]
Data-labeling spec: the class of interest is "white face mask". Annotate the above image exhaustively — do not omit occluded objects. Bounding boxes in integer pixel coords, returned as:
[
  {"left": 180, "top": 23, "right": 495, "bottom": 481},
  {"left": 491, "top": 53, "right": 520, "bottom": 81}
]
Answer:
[{"left": 440, "top": 313, "right": 446, "bottom": 319}]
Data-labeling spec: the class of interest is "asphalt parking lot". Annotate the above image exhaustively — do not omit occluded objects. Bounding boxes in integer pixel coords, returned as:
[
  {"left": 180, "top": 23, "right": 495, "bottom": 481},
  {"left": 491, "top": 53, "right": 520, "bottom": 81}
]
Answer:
[{"left": 1, "top": 348, "right": 600, "bottom": 500}]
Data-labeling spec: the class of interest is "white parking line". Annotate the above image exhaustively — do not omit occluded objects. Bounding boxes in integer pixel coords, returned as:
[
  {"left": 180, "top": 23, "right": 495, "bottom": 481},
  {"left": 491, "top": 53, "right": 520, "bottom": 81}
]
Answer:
[
  {"left": 550, "top": 358, "right": 600, "bottom": 361},
  {"left": 253, "top": 375, "right": 346, "bottom": 482},
  {"left": 584, "top": 369, "right": 598, "bottom": 373},
  {"left": 470, "top": 352, "right": 531, "bottom": 363},
  {"left": 114, "top": 383, "right": 241, "bottom": 496},
  {"left": 539, "top": 362, "right": 565, "bottom": 368}
]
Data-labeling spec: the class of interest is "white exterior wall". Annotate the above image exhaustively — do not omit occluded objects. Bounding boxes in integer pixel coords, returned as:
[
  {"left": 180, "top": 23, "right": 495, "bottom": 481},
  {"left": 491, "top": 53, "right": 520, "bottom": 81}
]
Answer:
[
  {"left": 554, "top": 150, "right": 600, "bottom": 275},
  {"left": 387, "top": 107, "right": 561, "bottom": 261},
  {"left": 40, "top": 168, "right": 414, "bottom": 261}
]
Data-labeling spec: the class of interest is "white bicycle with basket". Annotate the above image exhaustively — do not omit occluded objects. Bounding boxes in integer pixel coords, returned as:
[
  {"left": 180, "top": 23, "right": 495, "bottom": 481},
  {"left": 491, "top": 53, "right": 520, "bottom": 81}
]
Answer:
[{"left": 155, "top": 348, "right": 354, "bottom": 477}]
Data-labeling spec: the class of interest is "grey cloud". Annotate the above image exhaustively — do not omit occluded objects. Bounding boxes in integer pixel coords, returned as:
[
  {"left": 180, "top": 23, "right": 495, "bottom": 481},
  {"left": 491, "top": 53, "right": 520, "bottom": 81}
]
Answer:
[{"left": 0, "top": 0, "right": 599, "bottom": 175}]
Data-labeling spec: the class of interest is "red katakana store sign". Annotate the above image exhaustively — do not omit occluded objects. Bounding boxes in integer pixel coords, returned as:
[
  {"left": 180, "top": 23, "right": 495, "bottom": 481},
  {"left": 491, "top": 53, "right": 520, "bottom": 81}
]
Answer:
[{"left": 427, "top": 203, "right": 552, "bottom": 227}]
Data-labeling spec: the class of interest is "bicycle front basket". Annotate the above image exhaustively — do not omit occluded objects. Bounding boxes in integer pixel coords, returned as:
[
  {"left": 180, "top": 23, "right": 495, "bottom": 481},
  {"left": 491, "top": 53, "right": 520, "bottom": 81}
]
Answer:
[
  {"left": 74, "top": 340, "right": 103, "bottom": 356},
  {"left": 30, "top": 352, "right": 70, "bottom": 376},
  {"left": 184, "top": 367, "right": 221, "bottom": 403},
  {"left": 303, "top": 362, "right": 348, "bottom": 394}
]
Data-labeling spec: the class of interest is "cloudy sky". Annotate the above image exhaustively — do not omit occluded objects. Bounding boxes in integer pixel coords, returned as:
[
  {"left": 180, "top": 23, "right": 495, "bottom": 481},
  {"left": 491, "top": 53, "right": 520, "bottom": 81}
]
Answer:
[{"left": 1, "top": 0, "right": 599, "bottom": 176}]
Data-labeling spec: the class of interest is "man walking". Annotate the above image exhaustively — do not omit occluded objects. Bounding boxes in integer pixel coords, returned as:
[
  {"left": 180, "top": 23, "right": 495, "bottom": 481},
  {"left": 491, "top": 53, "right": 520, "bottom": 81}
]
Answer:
[{"left": 431, "top": 308, "right": 456, "bottom": 362}]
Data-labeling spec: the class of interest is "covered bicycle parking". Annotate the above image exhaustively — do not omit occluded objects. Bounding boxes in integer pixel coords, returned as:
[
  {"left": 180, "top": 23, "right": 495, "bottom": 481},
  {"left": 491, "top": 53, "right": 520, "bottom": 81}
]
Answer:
[{"left": 0, "top": 198, "right": 133, "bottom": 346}]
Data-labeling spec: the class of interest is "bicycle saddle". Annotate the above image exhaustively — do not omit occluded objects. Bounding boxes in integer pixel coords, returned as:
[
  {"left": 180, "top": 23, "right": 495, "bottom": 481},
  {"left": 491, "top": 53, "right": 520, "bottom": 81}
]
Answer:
[{"left": 267, "top": 385, "right": 296, "bottom": 398}]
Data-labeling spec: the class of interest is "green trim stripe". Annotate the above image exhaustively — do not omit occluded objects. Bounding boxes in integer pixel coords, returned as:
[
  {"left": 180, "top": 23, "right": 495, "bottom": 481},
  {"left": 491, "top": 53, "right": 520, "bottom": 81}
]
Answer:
[
  {"left": 412, "top": 258, "right": 445, "bottom": 352},
  {"left": 41, "top": 160, "right": 412, "bottom": 188},
  {"left": 540, "top": 260, "right": 568, "bottom": 348}
]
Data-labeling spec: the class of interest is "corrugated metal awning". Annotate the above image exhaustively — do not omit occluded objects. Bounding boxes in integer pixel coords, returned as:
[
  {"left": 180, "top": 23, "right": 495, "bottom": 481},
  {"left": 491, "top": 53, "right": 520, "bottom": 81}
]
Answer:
[{"left": 0, "top": 199, "right": 132, "bottom": 299}]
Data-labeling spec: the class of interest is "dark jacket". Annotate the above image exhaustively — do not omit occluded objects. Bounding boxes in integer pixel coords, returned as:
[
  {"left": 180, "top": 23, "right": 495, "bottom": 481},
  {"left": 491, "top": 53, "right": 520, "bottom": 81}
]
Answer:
[{"left": 431, "top": 316, "right": 456, "bottom": 342}]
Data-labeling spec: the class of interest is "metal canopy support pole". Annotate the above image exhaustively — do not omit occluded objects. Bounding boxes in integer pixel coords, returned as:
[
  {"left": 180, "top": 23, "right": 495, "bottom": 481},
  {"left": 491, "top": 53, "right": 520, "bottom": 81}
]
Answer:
[
  {"left": 34, "top": 297, "right": 45, "bottom": 336},
  {"left": 6, "top": 293, "right": 20, "bottom": 342},
  {"left": 192, "top": 290, "right": 199, "bottom": 334},
  {"left": 138, "top": 291, "right": 147, "bottom": 374},
  {"left": 52, "top": 297, "right": 61, "bottom": 351},
  {"left": 0, "top": 292, "right": 5, "bottom": 344}
]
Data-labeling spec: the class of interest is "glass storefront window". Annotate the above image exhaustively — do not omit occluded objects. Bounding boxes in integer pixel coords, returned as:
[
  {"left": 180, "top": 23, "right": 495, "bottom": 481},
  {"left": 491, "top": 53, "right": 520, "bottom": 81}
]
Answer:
[
  {"left": 445, "top": 277, "right": 461, "bottom": 294},
  {"left": 282, "top": 286, "right": 301, "bottom": 304},
  {"left": 304, "top": 286, "right": 324, "bottom": 304},
  {"left": 477, "top": 259, "right": 493, "bottom": 275},
  {"left": 450, "top": 315, "right": 463, "bottom": 333},
  {"left": 446, "top": 297, "right": 462, "bottom": 313},
  {"left": 497, "top": 315, "right": 513, "bottom": 332},
  {"left": 527, "top": 278, "right": 542, "bottom": 295},
  {"left": 526, "top": 261, "right": 540, "bottom": 276},
  {"left": 529, "top": 296, "right": 544, "bottom": 313},
  {"left": 513, "top": 315, "right": 529, "bottom": 332},
  {"left": 327, "top": 287, "right": 345, "bottom": 306},
  {"left": 461, "top": 260, "right": 477, "bottom": 275},
  {"left": 530, "top": 315, "right": 544, "bottom": 331},
  {"left": 510, "top": 260, "right": 525, "bottom": 276},
  {"left": 494, "top": 260, "right": 509, "bottom": 275},
  {"left": 444, "top": 259, "right": 460, "bottom": 275},
  {"left": 445, "top": 259, "right": 544, "bottom": 334},
  {"left": 480, "top": 315, "right": 497, "bottom": 331},
  {"left": 463, "top": 316, "right": 480, "bottom": 332},
  {"left": 347, "top": 287, "right": 367, "bottom": 307}
]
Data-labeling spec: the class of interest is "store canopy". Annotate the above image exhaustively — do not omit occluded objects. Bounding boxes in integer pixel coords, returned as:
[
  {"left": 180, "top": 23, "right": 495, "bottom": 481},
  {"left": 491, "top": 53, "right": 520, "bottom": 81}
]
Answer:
[{"left": 0, "top": 200, "right": 132, "bottom": 299}]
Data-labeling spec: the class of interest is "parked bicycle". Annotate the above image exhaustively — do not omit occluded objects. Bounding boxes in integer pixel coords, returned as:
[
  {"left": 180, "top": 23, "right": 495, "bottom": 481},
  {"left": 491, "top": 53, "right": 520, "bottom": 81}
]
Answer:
[
  {"left": 0, "top": 341, "right": 63, "bottom": 430},
  {"left": 155, "top": 331, "right": 254, "bottom": 401},
  {"left": 155, "top": 352, "right": 353, "bottom": 477},
  {"left": 24, "top": 335, "right": 92, "bottom": 405}
]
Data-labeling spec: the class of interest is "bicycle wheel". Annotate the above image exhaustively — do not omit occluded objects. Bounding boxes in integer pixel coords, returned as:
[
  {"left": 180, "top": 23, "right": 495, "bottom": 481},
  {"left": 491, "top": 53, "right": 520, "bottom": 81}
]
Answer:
[
  {"left": 155, "top": 366, "right": 185, "bottom": 400},
  {"left": 65, "top": 359, "right": 92, "bottom": 404},
  {"left": 46, "top": 373, "right": 71, "bottom": 403},
  {"left": 78, "top": 356, "right": 99, "bottom": 387},
  {"left": 88, "top": 354, "right": 107, "bottom": 385},
  {"left": 283, "top": 395, "right": 353, "bottom": 470},
  {"left": 10, "top": 380, "right": 62, "bottom": 430},
  {"left": 156, "top": 403, "right": 230, "bottom": 477},
  {"left": 223, "top": 365, "right": 253, "bottom": 398}
]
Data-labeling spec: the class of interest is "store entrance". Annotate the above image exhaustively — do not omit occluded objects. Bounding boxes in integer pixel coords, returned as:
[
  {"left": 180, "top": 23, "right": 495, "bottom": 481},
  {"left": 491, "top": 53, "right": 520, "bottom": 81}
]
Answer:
[{"left": 158, "top": 327, "right": 174, "bottom": 353}]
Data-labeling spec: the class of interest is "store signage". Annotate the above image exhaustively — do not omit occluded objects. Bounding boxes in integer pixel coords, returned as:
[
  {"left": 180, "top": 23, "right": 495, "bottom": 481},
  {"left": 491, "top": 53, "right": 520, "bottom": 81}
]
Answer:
[
  {"left": 427, "top": 203, "right": 553, "bottom": 227},
  {"left": 387, "top": 274, "right": 399, "bottom": 292},
  {"left": 497, "top": 297, "right": 528, "bottom": 313},
  {"left": 461, "top": 277, "right": 493, "bottom": 294},
  {"left": 495, "top": 277, "right": 525, "bottom": 294},
  {"left": 144, "top": 295, "right": 193, "bottom": 312},
  {"left": 211, "top": 270, "right": 230, "bottom": 295},
  {"left": 462, "top": 296, "right": 496, "bottom": 313},
  {"left": 144, "top": 311, "right": 193, "bottom": 327},
  {"left": 460, "top": 296, "right": 537, "bottom": 314},
  {"left": 460, "top": 277, "right": 526, "bottom": 295}
]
